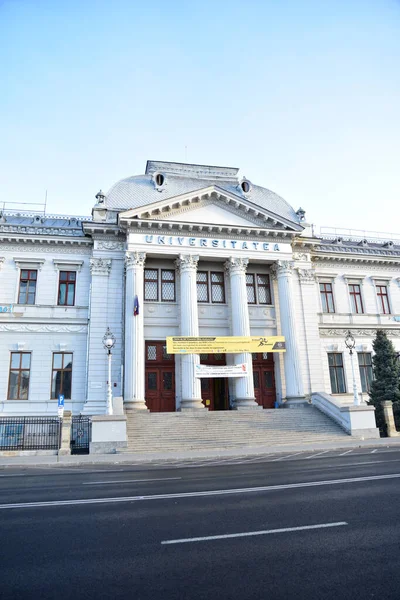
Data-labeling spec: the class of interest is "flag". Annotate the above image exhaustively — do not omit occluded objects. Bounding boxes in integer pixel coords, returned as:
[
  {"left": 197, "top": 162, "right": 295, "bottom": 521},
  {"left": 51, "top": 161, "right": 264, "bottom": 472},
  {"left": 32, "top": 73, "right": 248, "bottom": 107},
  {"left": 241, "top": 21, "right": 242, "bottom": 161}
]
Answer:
[{"left": 134, "top": 295, "right": 139, "bottom": 316}]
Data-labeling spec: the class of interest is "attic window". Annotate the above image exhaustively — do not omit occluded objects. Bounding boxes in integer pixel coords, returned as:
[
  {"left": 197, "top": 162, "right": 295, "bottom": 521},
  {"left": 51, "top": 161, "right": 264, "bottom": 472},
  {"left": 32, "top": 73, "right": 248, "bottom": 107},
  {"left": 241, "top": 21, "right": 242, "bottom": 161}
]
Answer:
[
  {"left": 155, "top": 173, "right": 165, "bottom": 188},
  {"left": 241, "top": 180, "right": 251, "bottom": 193}
]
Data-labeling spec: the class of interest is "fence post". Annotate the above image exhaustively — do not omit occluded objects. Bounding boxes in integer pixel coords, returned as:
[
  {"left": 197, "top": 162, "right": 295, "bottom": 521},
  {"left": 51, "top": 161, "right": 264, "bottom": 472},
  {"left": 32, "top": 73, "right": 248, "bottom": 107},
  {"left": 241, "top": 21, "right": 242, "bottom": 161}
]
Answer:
[
  {"left": 58, "top": 410, "right": 72, "bottom": 455},
  {"left": 382, "top": 401, "right": 400, "bottom": 437}
]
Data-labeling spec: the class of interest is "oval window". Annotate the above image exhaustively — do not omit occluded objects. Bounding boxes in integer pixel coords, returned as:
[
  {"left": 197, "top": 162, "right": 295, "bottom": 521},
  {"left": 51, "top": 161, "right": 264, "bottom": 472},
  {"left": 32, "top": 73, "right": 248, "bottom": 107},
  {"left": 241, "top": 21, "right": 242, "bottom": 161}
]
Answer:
[
  {"left": 155, "top": 173, "right": 164, "bottom": 187},
  {"left": 241, "top": 180, "right": 250, "bottom": 193}
]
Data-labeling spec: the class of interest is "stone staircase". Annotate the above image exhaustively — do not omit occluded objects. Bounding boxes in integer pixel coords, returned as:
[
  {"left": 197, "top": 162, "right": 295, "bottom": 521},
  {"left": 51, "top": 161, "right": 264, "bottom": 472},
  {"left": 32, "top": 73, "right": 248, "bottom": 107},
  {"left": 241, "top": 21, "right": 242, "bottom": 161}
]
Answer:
[{"left": 124, "top": 406, "right": 349, "bottom": 453}]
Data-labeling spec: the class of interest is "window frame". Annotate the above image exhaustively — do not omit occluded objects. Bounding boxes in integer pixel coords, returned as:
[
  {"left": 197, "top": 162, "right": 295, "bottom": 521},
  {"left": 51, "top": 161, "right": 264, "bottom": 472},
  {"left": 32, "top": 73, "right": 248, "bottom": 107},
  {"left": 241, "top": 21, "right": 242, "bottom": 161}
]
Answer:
[
  {"left": 50, "top": 352, "right": 73, "bottom": 400},
  {"left": 18, "top": 269, "right": 37, "bottom": 305},
  {"left": 57, "top": 270, "right": 76, "bottom": 306},
  {"left": 328, "top": 352, "right": 347, "bottom": 394},
  {"left": 196, "top": 271, "right": 210, "bottom": 303},
  {"left": 210, "top": 271, "right": 225, "bottom": 304},
  {"left": 319, "top": 281, "right": 335, "bottom": 313},
  {"left": 348, "top": 283, "right": 364, "bottom": 314},
  {"left": 357, "top": 352, "right": 373, "bottom": 393},
  {"left": 246, "top": 272, "right": 272, "bottom": 305},
  {"left": 376, "top": 284, "right": 391, "bottom": 315},
  {"left": 161, "top": 269, "right": 176, "bottom": 302},
  {"left": 144, "top": 268, "right": 159, "bottom": 302},
  {"left": 7, "top": 352, "right": 32, "bottom": 400}
]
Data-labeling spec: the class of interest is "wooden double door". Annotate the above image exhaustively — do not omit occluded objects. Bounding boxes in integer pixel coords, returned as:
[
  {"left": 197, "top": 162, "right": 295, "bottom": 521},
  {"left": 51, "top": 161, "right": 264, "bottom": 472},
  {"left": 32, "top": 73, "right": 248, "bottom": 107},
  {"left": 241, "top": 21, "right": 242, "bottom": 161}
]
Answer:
[
  {"left": 252, "top": 352, "right": 276, "bottom": 409},
  {"left": 200, "top": 353, "right": 229, "bottom": 411},
  {"left": 145, "top": 341, "right": 175, "bottom": 412}
]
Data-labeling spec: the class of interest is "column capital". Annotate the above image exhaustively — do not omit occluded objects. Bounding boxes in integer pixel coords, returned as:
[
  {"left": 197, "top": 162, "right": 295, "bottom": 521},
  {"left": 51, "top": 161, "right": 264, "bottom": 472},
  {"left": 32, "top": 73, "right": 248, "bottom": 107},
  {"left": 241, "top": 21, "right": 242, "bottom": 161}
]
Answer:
[
  {"left": 125, "top": 251, "right": 146, "bottom": 269},
  {"left": 90, "top": 257, "right": 112, "bottom": 276},
  {"left": 224, "top": 257, "right": 249, "bottom": 275},
  {"left": 175, "top": 254, "right": 199, "bottom": 273},
  {"left": 297, "top": 268, "right": 317, "bottom": 285},
  {"left": 270, "top": 260, "right": 294, "bottom": 280}
]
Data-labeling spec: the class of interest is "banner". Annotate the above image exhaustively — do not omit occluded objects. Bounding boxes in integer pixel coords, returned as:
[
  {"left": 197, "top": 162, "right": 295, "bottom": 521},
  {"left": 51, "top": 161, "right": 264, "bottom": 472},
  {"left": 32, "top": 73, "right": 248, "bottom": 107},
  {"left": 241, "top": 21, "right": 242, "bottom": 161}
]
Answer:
[
  {"left": 195, "top": 363, "right": 248, "bottom": 378},
  {"left": 166, "top": 336, "right": 286, "bottom": 354}
]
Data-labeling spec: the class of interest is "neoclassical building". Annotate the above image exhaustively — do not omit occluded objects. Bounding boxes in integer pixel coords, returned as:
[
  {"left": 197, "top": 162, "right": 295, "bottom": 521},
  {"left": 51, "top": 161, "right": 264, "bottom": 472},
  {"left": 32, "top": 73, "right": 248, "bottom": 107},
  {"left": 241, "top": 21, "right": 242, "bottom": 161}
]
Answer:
[{"left": 0, "top": 160, "right": 399, "bottom": 416}]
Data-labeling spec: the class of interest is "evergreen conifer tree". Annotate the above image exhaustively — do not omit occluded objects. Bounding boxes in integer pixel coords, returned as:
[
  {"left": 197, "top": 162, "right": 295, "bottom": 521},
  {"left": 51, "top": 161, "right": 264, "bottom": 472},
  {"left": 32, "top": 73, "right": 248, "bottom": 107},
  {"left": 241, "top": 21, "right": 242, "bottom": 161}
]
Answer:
[{"left": 368, "top": 329, "right": 400, "bottom": 434}]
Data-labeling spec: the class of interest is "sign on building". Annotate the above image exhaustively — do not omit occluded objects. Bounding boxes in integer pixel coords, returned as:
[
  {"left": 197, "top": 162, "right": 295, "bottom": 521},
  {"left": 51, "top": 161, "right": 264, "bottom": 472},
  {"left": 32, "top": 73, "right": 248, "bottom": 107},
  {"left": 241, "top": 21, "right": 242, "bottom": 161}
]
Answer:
[
  {"left": 195, "top": 363, "right": 249, "bottom": 378},
  {"left": 166, "top": 336, "right": 286, "bottom": 354}
]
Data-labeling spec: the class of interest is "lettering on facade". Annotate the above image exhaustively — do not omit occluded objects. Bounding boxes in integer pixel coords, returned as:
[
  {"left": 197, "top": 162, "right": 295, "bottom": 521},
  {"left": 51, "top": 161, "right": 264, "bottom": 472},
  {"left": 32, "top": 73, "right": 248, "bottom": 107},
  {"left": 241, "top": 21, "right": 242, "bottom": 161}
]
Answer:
[
  {"left": 0, "top": 305, "right": 13, "bottom": 313},
  {"left": 143, "top": 235, "right": 281, "bottom": 252}
]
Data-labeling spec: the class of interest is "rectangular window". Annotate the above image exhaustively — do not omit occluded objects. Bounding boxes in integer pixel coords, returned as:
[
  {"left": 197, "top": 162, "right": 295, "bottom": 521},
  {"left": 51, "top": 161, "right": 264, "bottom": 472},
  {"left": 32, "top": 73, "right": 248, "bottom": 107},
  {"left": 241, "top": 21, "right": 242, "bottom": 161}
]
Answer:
[
  {"left": 257, "top": 274, "right": 271, "bottom": 304},
  {"left": 376, "top": 284, "right": 390, "bottom": 314},
  {"left": 328, "top": 353, "right": 346, "bottom": 394},
  {"left": 349, "top": 283, "right": 364, "bottom": 314},
  {"left": 8, "top": 352, "right": 31, "bottom": 400},
  {"left": 319, "top": 282, "right": 335, "bottom": 313},
  {"left": 246, "top": 274, "right": 256, "bottom": 304},
  {"left": 358, "top": 353, "right": 373, "bottom": 393},
  {"left": 210, "top": 272, "right": 225, "bottom": 303},
  {"left": 161, "top": 270, "right": 175, "bottom": 302},
  {"left": 144, "top": 269, "right": 159, "bottom": 301},
  {"left": 58, "top": 271, "right": 76, "bottom": 306},
  {"left": 197, "top": 272, "right": 209, "bottom": 303},
  {"left": 18, "top": 270, "right": 37, "bottom": 305},
  {"left": 51, "top": 353, "right": 73, "bottom": 399}
]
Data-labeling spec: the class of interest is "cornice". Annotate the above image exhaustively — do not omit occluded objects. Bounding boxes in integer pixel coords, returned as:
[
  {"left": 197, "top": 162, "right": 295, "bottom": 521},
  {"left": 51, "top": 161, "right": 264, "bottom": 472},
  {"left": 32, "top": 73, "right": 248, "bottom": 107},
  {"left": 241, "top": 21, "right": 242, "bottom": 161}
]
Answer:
[
  {"left": 312, "top": 256, "right": 400, "bottom": 269},
  {"left": 0, "top": 324, "right": 88, "bottom": 333},
  {"left": 0, "top": 224, "right": 84, "bottom": 237},
  {"left": 319, "top": 327, "right": 400, "bottom": 338},
  {"left": 0, "top": 244, "right": 92, "bottom": 255},
  {"left": 0, "top": 235, "right": 92, "bottom": 247}
]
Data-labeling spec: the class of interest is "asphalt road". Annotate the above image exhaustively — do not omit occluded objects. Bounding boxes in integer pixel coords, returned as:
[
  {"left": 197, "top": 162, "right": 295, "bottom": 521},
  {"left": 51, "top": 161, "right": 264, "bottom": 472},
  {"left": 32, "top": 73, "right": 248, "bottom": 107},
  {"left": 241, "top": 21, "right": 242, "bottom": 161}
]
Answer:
[{"left": 1, "top": 447, "right": 400, "bottom": 600}]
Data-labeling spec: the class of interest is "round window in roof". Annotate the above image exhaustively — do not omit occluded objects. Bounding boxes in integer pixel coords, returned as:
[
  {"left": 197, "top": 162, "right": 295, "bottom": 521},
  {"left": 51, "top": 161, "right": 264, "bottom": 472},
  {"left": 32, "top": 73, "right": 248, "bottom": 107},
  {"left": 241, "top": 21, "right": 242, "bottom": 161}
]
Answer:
[
  {"left": 241, "top": 179, "right": 251, "bottom": 193},
  {"left": 155, "top": 173, "right": 165, "bottom": 187}
]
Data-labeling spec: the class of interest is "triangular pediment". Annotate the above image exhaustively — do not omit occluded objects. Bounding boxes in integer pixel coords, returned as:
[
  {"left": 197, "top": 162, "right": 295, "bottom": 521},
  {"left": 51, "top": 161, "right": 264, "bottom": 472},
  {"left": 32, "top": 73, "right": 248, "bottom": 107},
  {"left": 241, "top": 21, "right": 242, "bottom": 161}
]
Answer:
[{"left": 118, "top": 185, "right": 302, "bottom": 234}]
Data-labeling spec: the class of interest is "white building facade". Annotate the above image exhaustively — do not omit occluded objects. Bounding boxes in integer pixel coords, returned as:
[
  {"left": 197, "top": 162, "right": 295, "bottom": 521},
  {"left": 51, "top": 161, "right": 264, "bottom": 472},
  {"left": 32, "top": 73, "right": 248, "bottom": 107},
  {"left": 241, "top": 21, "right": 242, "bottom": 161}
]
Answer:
[{"left": 0, "top": 160, "right": 399, "bottom": 417}]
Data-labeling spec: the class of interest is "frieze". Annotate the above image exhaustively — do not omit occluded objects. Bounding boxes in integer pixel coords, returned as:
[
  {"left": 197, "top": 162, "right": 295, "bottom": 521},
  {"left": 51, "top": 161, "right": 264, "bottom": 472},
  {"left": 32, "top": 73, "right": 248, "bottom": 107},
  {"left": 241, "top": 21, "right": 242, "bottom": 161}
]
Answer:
[
  {"left": 0, "top": 245, "right": 92, "bottom": 255},
  {"left": 90, "top": 257, "right": 112, "bottom": 275},
  {"left": 297, "top": 268, "right": 316, "bottom": 284},
  {"left": 0, "top": 225, "right": 84, "bottom": 236},
  {"left": 319, "top": 328, "right": 400, "bottom": 338},
  {"left": 312, "top": 258, "right": 399, "bottom": 272},
  {"left": 96, "top": 241, "right": 125, "bottom": 251},
  {"left": 314, "top": 245, "right": 400, "bottom": 257},
  {"left": 0, "top": 324, "right": 87, "bottom": 333},
  {"left": 293, "top": 252, "right": 310, "bottom": 261}
]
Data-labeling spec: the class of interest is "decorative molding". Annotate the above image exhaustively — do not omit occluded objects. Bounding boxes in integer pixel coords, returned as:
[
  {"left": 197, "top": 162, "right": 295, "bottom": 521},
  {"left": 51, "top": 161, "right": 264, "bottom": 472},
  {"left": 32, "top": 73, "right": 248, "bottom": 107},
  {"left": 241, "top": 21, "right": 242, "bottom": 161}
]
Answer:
[
  {"left": 125, "top": 251, "right": 146, "bottom": 269},
  {"left": 293, "top": 252, "right": 310, "bottom": 261},
  {"left": 0, "top": 224, "right": 84, "bottom": 237},
  {"left": 1, "top": 245, "right": 92, "bottom": 255},
  {"left": 270, "top": 260, "right": 294, "bottom": 280},
  {"left": 319, "top": 328, "right": 400, "bottom": 338},
  {"left": 96, "top": 241, "right": 125, "bottom": 251},
  {"left": 224, "top": 257, "right": 249, "bottom": 275},
  {"left": 0, "top": 324, "right": 87, "bottom": 333},
  {"left": 13, "top": 257, "right": 46, "bottom": 271},
  {"left": 175, "top": 254, "right": 199, "bottom": 273},
  {"left": 89, "top": 257, "right": 112, "bottom": 276},
  {"left": 313, "top": 244, "right": 400, "bottom": 257},
  {"left": 53, "top": 259, "right": 84, "bottom": 272},
  {"left": 312, "top": 258, "right": 399, "bottom": 272},
  {"left": 297, "top": 268, "right": 316, "bottom": 285}
]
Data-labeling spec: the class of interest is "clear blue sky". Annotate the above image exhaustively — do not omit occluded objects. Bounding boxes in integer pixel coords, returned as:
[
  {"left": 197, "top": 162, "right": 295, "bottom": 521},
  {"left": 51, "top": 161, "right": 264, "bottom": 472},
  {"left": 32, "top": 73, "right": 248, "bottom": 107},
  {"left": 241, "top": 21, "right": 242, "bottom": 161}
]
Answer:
[{"left": 1, "top": 0, "right": 399, "bottom": 233}]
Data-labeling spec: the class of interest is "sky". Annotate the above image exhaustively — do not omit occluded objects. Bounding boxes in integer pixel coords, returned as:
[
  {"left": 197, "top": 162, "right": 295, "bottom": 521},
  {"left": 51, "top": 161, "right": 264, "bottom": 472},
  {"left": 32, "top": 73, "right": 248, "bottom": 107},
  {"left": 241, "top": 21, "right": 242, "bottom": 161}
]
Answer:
[{"left": 1, "top": 0, "right": 399, "bottom": 234}]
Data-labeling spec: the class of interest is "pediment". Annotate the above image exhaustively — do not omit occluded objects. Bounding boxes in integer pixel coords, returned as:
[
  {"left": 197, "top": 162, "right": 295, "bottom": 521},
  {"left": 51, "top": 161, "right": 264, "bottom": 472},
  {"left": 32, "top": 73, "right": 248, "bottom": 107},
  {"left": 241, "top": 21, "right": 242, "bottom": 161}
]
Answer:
[{"left": 118, "top": 185, "right": 302, "bottom": 234}]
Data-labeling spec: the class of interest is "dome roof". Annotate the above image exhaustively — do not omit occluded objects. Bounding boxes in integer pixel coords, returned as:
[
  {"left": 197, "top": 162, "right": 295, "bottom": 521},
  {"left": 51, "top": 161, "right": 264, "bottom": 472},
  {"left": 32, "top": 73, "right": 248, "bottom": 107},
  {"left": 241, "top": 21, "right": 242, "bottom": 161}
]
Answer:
[{"left": 104, "top": 161, "right": 301, "bottom": 226}]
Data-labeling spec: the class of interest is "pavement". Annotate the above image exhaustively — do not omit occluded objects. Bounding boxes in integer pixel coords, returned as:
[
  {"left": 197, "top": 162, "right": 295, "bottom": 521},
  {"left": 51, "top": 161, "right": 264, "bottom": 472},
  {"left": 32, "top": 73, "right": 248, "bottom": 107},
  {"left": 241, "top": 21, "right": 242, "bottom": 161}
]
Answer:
[
  {"left": 2, "top": 447, "right": 400, "bottom": 599},
  {"left": 2, "top": 436, "right": 400, "bottom": 467}
]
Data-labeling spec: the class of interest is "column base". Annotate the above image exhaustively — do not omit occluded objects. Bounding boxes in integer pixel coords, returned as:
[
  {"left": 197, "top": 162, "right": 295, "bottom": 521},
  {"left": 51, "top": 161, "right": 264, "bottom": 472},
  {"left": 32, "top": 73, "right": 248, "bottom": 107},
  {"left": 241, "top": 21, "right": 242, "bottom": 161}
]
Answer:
[
  {"left": 233, "top": 397, "right": 262, "bottom": 410},
  {"left": 124, "top": 399, "right": 149, "bottom": 412},
  {"left": 283, "top": 396, "right": 308, "bottom": 408},
  {"left": 180, "top": 398, "right": 205, "bottom": 410}
]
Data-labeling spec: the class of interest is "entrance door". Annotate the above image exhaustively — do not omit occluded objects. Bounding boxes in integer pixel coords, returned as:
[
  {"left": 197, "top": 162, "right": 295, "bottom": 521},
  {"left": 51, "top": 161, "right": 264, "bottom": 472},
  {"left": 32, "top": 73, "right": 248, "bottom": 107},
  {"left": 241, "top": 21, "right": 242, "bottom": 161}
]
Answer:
[
  {"left": 200, "top": 354, "right": 229, "bottom": 410},
  {"left": 145, "top": 341, "right": 175, "bottom": 412},
  {"left": 252, "top": 352, "right": 276, "bottom": 409}
]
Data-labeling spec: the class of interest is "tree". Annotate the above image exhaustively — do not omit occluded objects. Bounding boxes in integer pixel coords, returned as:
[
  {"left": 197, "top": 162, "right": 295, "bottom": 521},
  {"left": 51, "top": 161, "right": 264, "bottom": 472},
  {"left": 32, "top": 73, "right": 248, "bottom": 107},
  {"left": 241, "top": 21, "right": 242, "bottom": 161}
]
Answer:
[{"left": 368, "top": 330, "right": 400, "bottom": 435}]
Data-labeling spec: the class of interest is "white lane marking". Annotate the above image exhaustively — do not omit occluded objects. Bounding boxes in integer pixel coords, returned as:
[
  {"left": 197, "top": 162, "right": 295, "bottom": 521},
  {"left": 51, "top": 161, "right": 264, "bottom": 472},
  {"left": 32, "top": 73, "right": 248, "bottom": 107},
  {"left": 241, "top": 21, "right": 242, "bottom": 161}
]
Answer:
[
  {"left": 1, "top": 473, "right": 400, "bottom": 510},
  {"left": 339, "top": 450, "right": 353, "bottom": 456},
  {"left": 271, "top": 452, "right": 304, "bottom": 462},
  {"left": 305, "top": 451, "right": 330, "bottom": 460},
  {"left": 83, "top": 477, "right": 182, "bottom": 485},
  {"left": 161, "top": 521, "right": 348, "bottom": 545},
  {"left": 371, "top": 449, "right": 378, "bottom": 454}
]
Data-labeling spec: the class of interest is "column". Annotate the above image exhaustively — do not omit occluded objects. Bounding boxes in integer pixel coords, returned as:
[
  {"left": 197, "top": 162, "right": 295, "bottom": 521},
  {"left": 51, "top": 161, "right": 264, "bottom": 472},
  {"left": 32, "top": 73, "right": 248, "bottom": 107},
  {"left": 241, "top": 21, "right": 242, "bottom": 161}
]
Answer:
[
  {"left": 124, "top": 251, "right": 147, "bottom": 410},
  {"left": 271, "top": 260, "right": 305, "bottom": 403},
  {"left": 225, "top": 257, "right": 259, "bottom": 409},
  {"left": 175, "top": 254, "right": 204, "bottom": 410}
]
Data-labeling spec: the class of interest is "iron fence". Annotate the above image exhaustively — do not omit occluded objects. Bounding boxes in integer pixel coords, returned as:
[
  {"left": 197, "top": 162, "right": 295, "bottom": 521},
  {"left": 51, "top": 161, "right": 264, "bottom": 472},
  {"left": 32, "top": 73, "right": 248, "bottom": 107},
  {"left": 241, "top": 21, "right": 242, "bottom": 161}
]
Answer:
[
  {"left": 70, "top": 416, "right": 91, "bottom": 454},
  {"left": 0, "top": 417, "right": 62, "bottom": 451}
]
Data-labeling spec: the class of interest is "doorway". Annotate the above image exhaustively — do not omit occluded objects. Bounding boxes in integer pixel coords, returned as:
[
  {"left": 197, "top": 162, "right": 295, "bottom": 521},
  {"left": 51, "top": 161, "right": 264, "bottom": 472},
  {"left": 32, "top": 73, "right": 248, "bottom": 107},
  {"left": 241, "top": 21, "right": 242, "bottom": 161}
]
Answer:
[
  {"left": 252, "top": 352, "right": 276, "bottom": 408},
  {"left": 145, "top": 341, "right": 176, "bottom": 412},
  {"left": 199, "top": 353, "right": 229, "bottom": 411}
]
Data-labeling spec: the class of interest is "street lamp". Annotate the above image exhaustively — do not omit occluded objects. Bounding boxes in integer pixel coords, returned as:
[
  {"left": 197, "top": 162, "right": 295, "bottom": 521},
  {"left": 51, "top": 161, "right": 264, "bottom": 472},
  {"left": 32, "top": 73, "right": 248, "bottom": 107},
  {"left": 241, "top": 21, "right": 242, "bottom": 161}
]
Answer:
[
  {"left": 344, "top": 330, "right": 360, "bottom": 406},
  {"left": 103, "top": 327, "right": 116, "bottom": 415}
]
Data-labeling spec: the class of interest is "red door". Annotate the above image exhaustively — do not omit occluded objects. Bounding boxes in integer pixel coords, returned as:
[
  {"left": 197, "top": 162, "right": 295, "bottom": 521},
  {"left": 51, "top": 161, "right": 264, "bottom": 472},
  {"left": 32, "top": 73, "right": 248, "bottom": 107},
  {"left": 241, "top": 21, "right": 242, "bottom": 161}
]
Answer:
[
  {"left": 145, "top": 341, "right": 175, "bottom": 412},
  {"left": 252, "top": 353, "right": 276, "bottom": 409}
]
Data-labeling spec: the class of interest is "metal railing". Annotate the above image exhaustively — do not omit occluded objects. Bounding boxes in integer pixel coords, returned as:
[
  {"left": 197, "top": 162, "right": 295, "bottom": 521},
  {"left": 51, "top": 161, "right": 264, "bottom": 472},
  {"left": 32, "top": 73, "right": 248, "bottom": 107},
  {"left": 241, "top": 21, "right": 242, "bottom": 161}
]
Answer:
[
  {"left": 318, "top": 226, "right": 400, "bottom": 244},
  {"left": 0, "top": 417, "right": 62, "bottom": 451},
  {"left": 70, "top": 416, "right": 91, "bottom": 454}
]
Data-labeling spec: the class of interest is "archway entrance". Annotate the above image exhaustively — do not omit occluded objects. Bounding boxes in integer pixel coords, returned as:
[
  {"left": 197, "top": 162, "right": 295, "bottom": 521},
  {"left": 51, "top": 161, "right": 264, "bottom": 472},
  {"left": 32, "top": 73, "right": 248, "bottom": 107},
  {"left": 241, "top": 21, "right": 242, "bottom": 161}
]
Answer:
[{"left": 200, "top": 353, "right": 229, "bottom": 411}]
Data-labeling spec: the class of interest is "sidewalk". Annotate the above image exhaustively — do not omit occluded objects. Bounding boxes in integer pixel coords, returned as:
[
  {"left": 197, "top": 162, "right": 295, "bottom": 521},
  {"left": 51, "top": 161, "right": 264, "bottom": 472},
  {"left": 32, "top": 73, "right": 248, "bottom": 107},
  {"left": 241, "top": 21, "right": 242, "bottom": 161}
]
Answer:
[{"left": 2, "top": 437, "right": 400, "bottom": 467}]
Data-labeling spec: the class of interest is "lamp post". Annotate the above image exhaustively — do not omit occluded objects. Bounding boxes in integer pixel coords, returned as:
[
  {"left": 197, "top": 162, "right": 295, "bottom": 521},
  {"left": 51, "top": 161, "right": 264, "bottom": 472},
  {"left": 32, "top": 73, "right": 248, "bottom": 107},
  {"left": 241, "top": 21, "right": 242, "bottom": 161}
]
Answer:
[
  {"left": 103, "top": 327, "right": 116, "bottom": 415},
  {"left": 344, "top": 330, "right": 360, "bottom": 406}
]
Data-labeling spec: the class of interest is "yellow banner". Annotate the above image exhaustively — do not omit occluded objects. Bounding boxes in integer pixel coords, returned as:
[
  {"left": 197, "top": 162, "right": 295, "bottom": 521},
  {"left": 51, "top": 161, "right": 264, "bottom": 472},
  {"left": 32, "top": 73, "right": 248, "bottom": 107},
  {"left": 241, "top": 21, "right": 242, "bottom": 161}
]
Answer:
[{"left": 166, "top": 336, "right": 286, "bottom": 354}]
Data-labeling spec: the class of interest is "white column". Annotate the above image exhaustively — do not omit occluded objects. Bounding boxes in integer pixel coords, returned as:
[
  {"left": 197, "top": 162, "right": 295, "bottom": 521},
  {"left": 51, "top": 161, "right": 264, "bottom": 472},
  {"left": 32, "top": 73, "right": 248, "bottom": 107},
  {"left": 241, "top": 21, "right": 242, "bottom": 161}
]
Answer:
[
  {"left": 225, "top": 257, "right": 259, "bottom": 410},
  {"left": 175, "top": 254, "right": 204, "bottom": 410},
  {"left": 272, "top": 260, "right": 305, "bottom": 403},
  {"left": 124, "top": 251, "right": 147, "bottom": 410}
]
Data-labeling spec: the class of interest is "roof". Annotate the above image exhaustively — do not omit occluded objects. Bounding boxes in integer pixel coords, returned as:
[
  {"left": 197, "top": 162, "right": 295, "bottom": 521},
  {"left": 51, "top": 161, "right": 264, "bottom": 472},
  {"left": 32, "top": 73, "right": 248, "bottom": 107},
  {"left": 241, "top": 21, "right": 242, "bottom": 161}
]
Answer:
[{"left": 104, "top": 161, "right": 301, "bottom": 226}]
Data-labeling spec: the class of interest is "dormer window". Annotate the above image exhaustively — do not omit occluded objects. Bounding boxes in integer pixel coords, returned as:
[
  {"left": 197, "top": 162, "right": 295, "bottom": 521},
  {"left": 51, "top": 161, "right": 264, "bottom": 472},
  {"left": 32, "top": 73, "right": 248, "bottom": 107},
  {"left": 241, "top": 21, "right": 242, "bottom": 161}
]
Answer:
[
  {"left": 153, "top": 172, "right": 166, "bottom": 190},
  {"left": 240, "top": 179, "right": 251, "bottom": 193}
]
